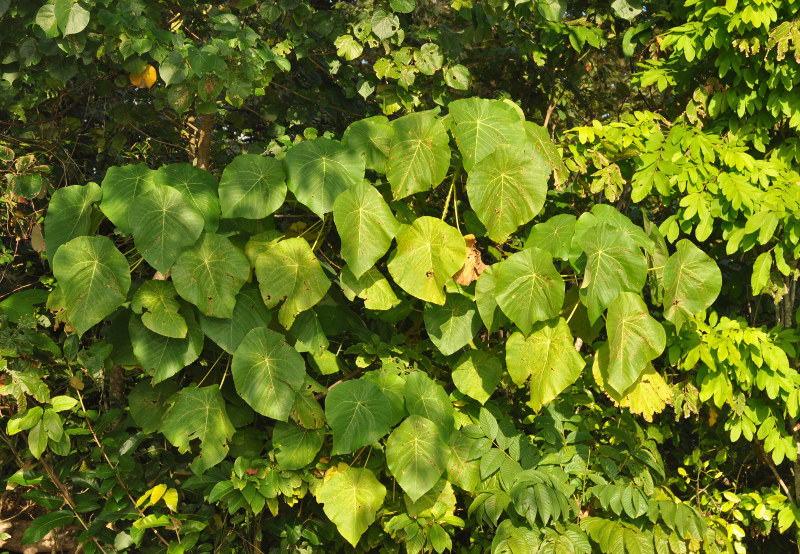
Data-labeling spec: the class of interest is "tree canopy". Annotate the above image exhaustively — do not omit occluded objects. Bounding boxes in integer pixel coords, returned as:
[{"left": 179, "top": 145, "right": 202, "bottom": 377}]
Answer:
[{"left": 2, "top": 0, "right": 800, "bottom": 552}]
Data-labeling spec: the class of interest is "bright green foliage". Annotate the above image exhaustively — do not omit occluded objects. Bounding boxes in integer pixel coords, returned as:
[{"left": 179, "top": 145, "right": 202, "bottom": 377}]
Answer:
[
  {"left": 662, "top": 240, "right": 722, "bottom": 332},
  {"left": 131, "top": 280, "right": 187, "bottom": 338},
  {"left": 449, "top": 98, "right": 525, "bottom": 172},
  {"left": 51, "top": 236, "right": 131, "bottom": 336},
  {"left": 451, "top": 350, "right": 502, "bottom": 405},
  {"left": 44, "top": 182, "right": 101, "bottom": 261},
  {"left": 506, "top": 318, "right": 585, "bottom": 411},
  {"left": 160, "top": 386, "right": 235, "bottom": 475},
  {"left": 272, "top": 421, "right": 324, "bottom": 470},
  {"left": 317, "top": 466, "right": 387, "bottom": 546},
  {"left": 231, "top": 328, "right": 306, "bottom": 421},
  {"left": 404, "top": 372, "right": 455, "bottom": 435},
  {"left": 342, "top": 116, "right": 394, "bottom": 172},
  {"left": 218, "top": 154, "right": 286, "bottom": 220},
  {"left": 386, "top": 111, "right": 451, "bottom": 199},
  {"left": 153, "top": 164, "right": 220, "bottom": 232},
  {"left": 285, "top": 138, "right": 365, "bottom": 218},
  {"left": 129, "top": 306, "right": 203, "bottom": 383},
  {"left": 494, "top": 247, "right": 564, "bottom": 334},
  {"left": 99, "top": 165, "right": 155, "bottom": 234},
  {"left": 325, "top": 379, "right": 393, "bottom": 455},
  {"left": 386, "top": 415, "right": 450, "bottom": 501},
  {"left": 424, "top": 294, "right": 481, "bottom": 356},
  {"left": 387, "top": 217, "right": 465, "bottom": 305}
]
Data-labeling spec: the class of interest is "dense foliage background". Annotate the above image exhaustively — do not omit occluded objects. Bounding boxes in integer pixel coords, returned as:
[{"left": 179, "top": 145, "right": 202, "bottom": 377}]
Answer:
[{"left": 2, "top": 0, "right": 800, "bottom": 552}]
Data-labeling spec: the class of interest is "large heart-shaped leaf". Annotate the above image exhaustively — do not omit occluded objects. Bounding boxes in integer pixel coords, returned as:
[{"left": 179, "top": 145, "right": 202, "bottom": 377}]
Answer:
[
  {"left": 325, "top": 379, "right": 394, "bottom": 455},
  {"left": 284, "top": 137, "right": 365, "bottom": 218},
  {"left": 506, "top": 318, "right": 585, "bottom": 411},
  {"left": 160, "top": 386, "right": 234, "bottom": 475},
  {"left": 99, "top": 164, "right": 155, "bottom": 234},
  {"left": 495, "top": 247, "right": 564, "bottom": 335},
  {"left": 129, "top": 184, "right": 204, "bottom": 273},
  {"left": 255, "top": 237, "right": 331, "bottom": 328},
  {"left": 526, "top": 214, "right": 576, "bottom": 260},
  {"left": 272, "top": 421, "right": 324, "bottom": 470},
  {"left": 340, "top": 266, "right": 400, "bottom": 311},
  {"left": 171, "top": 233, "right": 250, "bottom": 319},
  {"left": 424, "top": 293, "right": 481, "bottom": 356},
  {"left": 317, "top": 467, "right": 386, "bottom": 547},
  {"left": 475, "top": 265, "right": 508, "bottom": 332},
  {"left": 129, "top": 306, "right": 203, "bottom": 383},
  {"left": 52, "top": 236, "right": 131, "bottom": 336},
  {"left": 579, "top": 223, "right": 648, "bottom": 323},
  {"left": 452, "top": 350, "right": 502, "bottom": 405},
  {"left": 333, "top": 180, "right": 398, "bottom": 278},
  {"left": 663, "top": 239, "right": 721, "bottom": 331},
  {"left": 387, "top": 217, "right": 466, "bottom": 305},
  {"left": 404, "top": 372, "right": 454, "bottom": 436},
  {"left": 198, "top": 285, "right": 271, "bottom": 354},
  {"left": 218, "top": 154, "right": 286, "bottom": 219},
  {"left": 131, "top": 280, "right": 187, "bottom": 338},
  {"left": 44, "top": 182, "right": 101, "bottom": 261},
  {"left": 524, "top": 122, "right": 567, "bottom": 186},
  {"left": 467, "top": 144, "right": 549, "bottom": 243},
  {"left": 386, "top": 110, "right": 450, "bottom": 199},
  {"left": 231, "top": 327, "right": 307, "bottom": 421},
  {"left": 54, "top": 0, "right": 89, "bottom": 36},
  {"left": 342, "top": 116, "right": 394, "bottom": 171},
  {"left": 449, "top": 98, "right": 526, "bottom": 172},
  {"left": 386, "top": 415, "right": 450, "bottom": 501},
  {"left": 605, "top": 292, "right": 666, "bottom": 395},
  {"left": 153, "top": 163, "right": 220, "bottom": 232}
]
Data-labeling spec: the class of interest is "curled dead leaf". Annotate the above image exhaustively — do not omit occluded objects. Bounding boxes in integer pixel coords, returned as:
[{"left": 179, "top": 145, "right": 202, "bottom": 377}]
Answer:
[{"left": 453, "top": 234, "right": 486, "bottom": 286}]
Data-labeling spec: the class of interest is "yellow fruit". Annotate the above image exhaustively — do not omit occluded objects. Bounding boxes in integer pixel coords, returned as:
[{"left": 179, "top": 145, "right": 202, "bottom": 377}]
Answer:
[{"left": 129, "top": 64, "right": 158, "bottom": 89}]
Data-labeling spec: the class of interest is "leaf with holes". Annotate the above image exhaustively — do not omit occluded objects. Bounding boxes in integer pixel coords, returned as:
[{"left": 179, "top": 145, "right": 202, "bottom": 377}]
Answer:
[
  {"left": 495, "top": 247, "right": 564, "bottom": 335},
  {"left": 231, "top": 328, "right": 306, "bottom": 421},
  {"left": 52, "top": 236, "right": 130, "bottom": 336},
  {"left": 255, "top": 237, "right": 330, "bottom": 328},
  {"left": 387, "top": 217, "right": 465, "bottom": 305},
  {"left": 506, "top": 318, "right": 585, "bottom": 411},
  {"left": 160, "top": 386, "right": 235, "bottom": 475}
]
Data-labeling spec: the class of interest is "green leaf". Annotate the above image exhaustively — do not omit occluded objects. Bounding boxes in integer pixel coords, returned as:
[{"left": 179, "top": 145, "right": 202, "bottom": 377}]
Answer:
[
  {"left": 218, "top": 154, "right": 286, "bottom": 219},
  {"left": 506, "top": 318, "right": 585, "bottom": 411},
  {"left": 7, "top": 406, "right": 43, "bottom": 435},
  {"left": 342, "top": 116, "right": 394, "bottom": 172},
  {"left": 386, "top": 110, "right": 451, "bottom": 199},
  {"left": 449, "top": 98, "right": 526, "bottom": 172},
  {"left": 390, "top": 0, "right": 415, "bottom": 13},
  {"left": 340, "top": 266, "right": 400, "bottom": 311},
  {"left": 612, "top": 0, "right": 643, "bottom": 20},
  {"left": 404, "top": 371, "right": 454, "bottom": 436},
  {"left": 159, "top": 51, "right": 188, "bottom": 86},
  {"left": 21, "top": 510, "right": 76, "bottom": 545},
  {"left": 129, "top": 184, "right": 204, "bottom": 273},
  {"left": 54, "top": 0, "right": 89, "bottom": 36},
  {"left": 387, "top": 217, "right": 466, "bottom": 305},
  {"left": 44, "top": 182, "right": 101, "bottom": 261},
  {"left": 171, "top": 233, "right": 250, "bottom": 319},
  {"left": 99, "top": 164, "right": 156, "bottom": 234},
  {"left": 475, "top": 265, "right": 508, "bottom": 332},
  {"left": 199, "top": 285, "right": 271, "bottom": 354},
  {"left": 272, "top": 421, "right": 324, "bottom": 470},
  {"left": 524, "top": 122, "right": 567, "bottom": 186},
  {"left": 444, "top": 64, "right": 471, "bottom": 90},
  {"left": 0, "top": 290, "right": 49, "bottom": 322},
  {"left": 36, "top": 5, "right": 59, "bottom": 38},
  {"left": 424, "top": 293, "right": 480, "bottom": 356},
  {"left": 662, "top": 240, "right": 721, "bottom": 332},
  {"left": 128, "top": 380, "right": 179, "bottom": 434},
  {"left": 605, "top": 292, "right": 666, "bottom": 395},
  {"left": 325, "top": 379, "right": 394, "bottom": 455},
  {"left": 590, "top": 205, "right": 654, "bottom": 253},
  {"left": 751, "top": 251, "right": 772, "bottom": 295},
  {"left": 52, "top": 236, "right": 131, "bottom": 336},
  {"left": 447, "top": 430, "right": 481, "bottom": 492},
  {"left": 579, "top": 223, "right": 648, "bottom": 323},
  {"left": 153, "top": 163, "right": 220, "bottom": 232},
  {"left": 526, "top": 214, "right": 576, "bottom": 260},
  {"left": 231, "top": 327, "right": 307, "bottom": 420},
  {"left": 317, "top": 467, "right": 386, "bottom": 547},
  {"left": 452, "top": 350, "right": 502, "bottom": 404},
  {"left": 538, "top": 0, "right": 566, "bottom": 22},
  {"left": 129, "top": 305, "right": 203, "bottom": 383},
  {"left": 467, "top": 144, "right": 549, "bottom": 242},
  {"left": 333, "top": 180, "right": 398, "bottom": 278},
  {"left": 284, "top": 138, "right": 365, "bottom": 218},
  {"left": 494, "top": 247, "right": 564, "bottom": 335},
  {"left": 160, "top": 386, "right": 235, "bottom": 475},
  {"left": 255, "top": 237, "right": 331, "bottom": 328},
  {"left": 131, "top": 280, "right": 187, "bottom": 338},
  {"left": 386, "top": 415, "right": 450, "bottom": 501},
  {"left": 371, "top": 10, "right": 400, "bottom": 40},
  {"left": 27, "top": 421, "right": 48, "bottom": 459}
]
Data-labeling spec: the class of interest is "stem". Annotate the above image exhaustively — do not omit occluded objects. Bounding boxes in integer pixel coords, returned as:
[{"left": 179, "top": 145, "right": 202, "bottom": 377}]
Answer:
[
  {"left": 755, "top": 439, "right": 795, "bottom": 504},
  {"left": 196, "top": 113, "right": 213, "bottom": 170}
]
